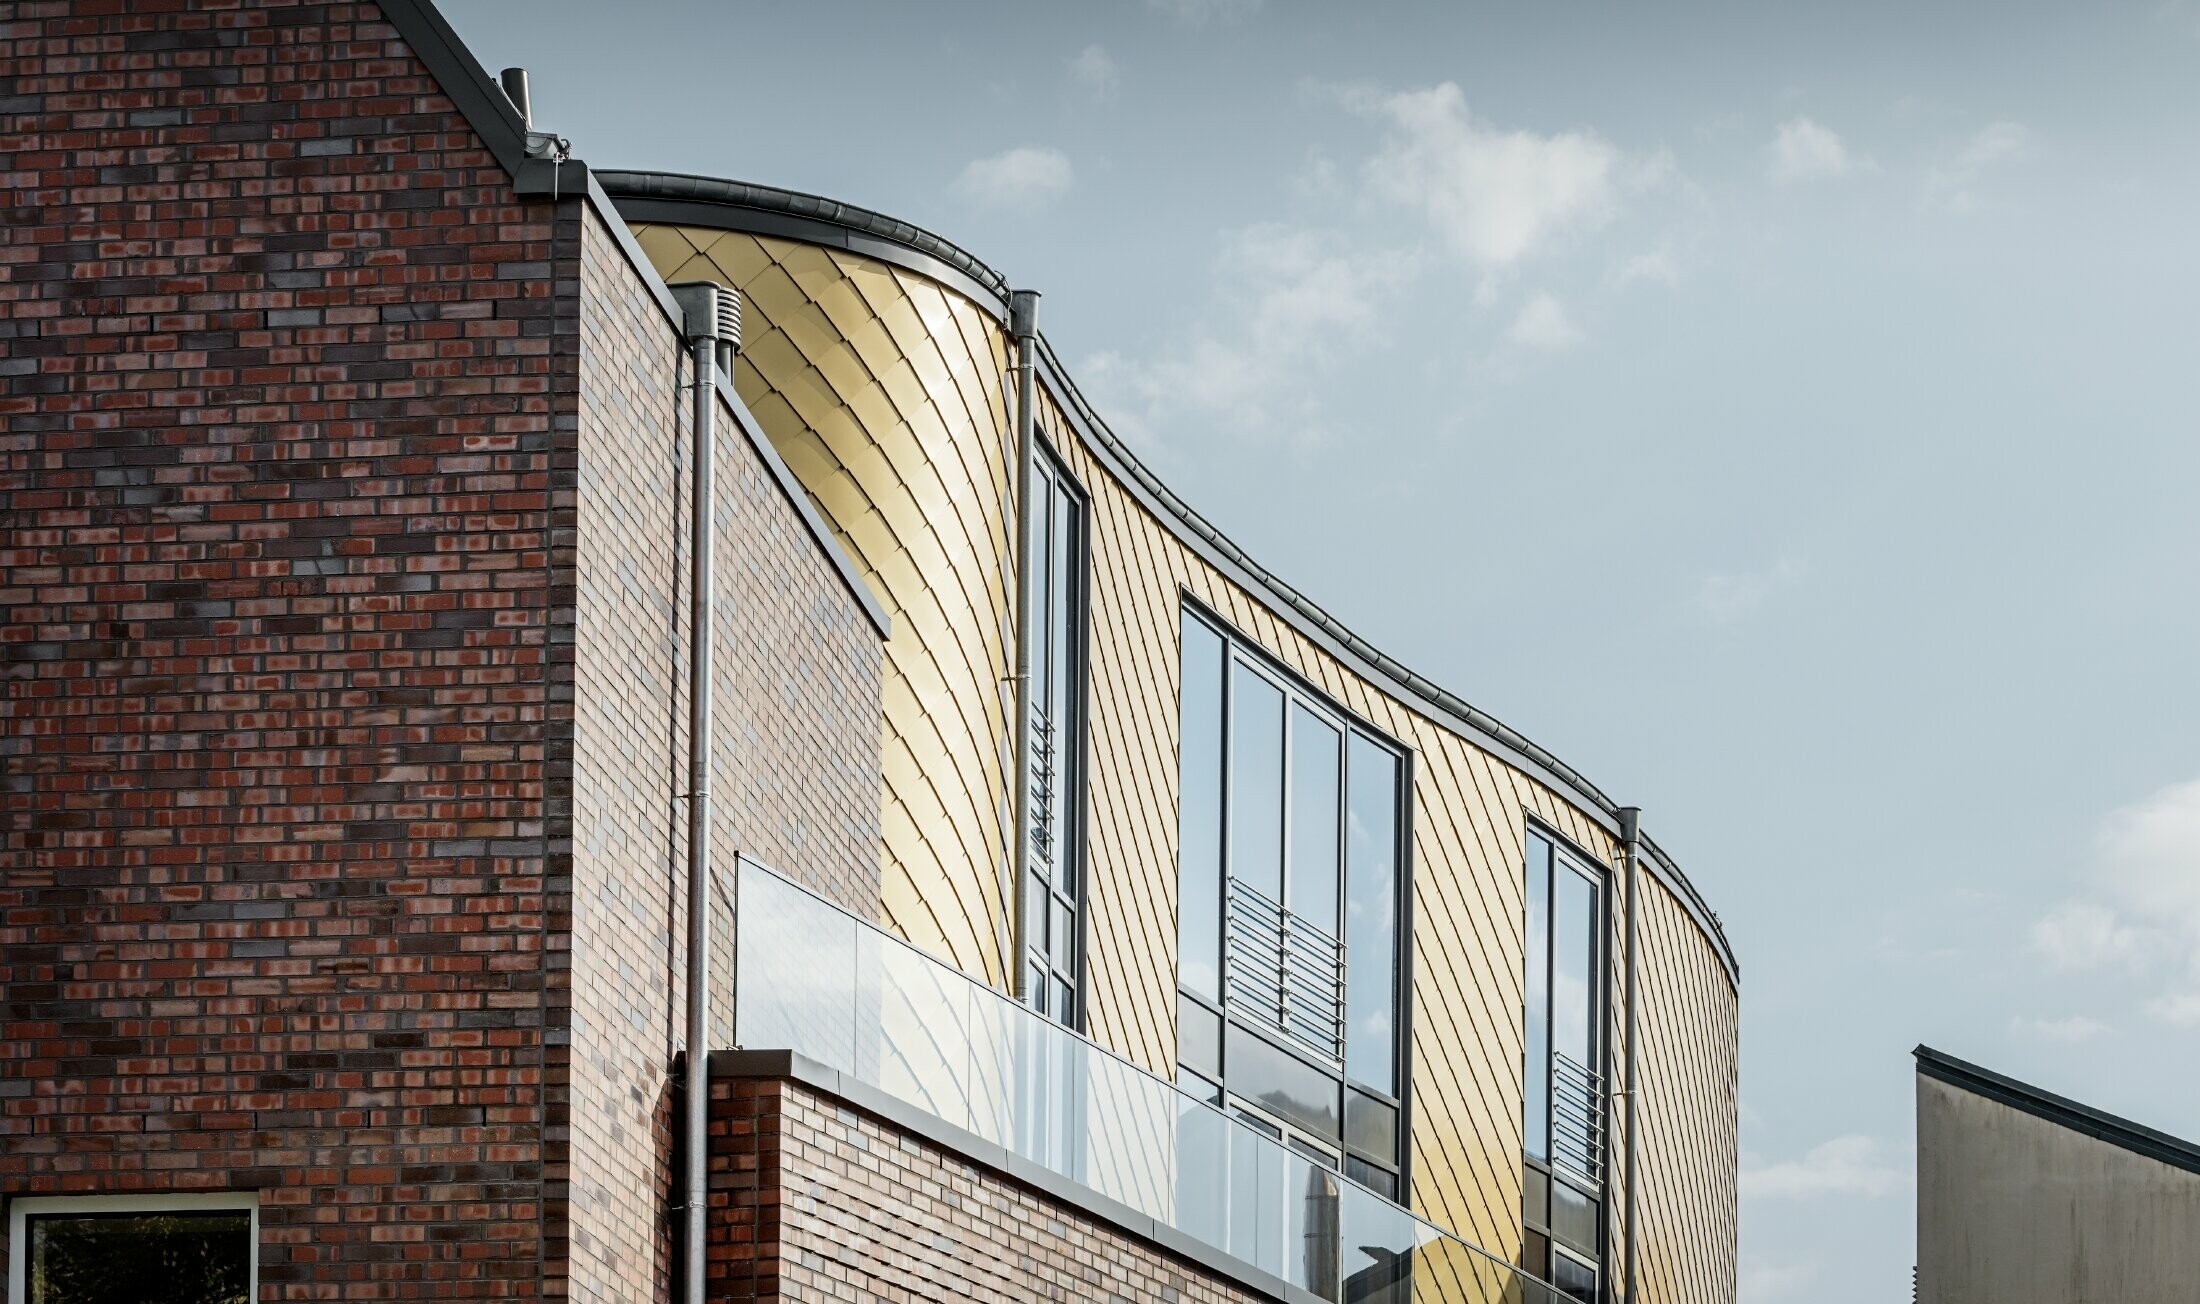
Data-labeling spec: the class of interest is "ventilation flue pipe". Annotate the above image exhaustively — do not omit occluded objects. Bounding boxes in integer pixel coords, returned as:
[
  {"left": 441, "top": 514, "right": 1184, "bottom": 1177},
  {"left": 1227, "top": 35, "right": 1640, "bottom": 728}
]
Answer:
[
  {"left": 1617, "top": 805, "right": 1643, "bottom": 1304},
  {"left": 1007, "top": 290, "right": 1041, "bottom": 1001},
  {"left": 668, "top": 279, "right": 739, "bottom": 1304}
]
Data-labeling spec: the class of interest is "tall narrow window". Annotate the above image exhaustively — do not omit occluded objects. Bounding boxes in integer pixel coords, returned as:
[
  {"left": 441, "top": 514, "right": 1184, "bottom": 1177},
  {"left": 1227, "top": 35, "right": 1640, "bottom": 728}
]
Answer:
[
  {"left": 1022, "top": 451, "right": 1087, "bottom": 1026},
  {"left": 1176, "top": 604, "right": 1410, "bottom": 1198},
  {"left": 1522, "top": 829, "right": 1604, "bottom": 1292}
]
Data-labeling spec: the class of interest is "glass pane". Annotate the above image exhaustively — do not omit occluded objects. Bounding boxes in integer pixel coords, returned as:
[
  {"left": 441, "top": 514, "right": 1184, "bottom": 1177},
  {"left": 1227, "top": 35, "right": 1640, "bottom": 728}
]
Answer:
[
  {"left": 1229, "top": 660, "right": 1285, "bottom": 903},
  {"left": 1523, "top": 1229, "right": 1550, "bottom": 1275},
  {"left": 28, "top": 1212, "right": 253, "bottom": 1304},
  {"left": 1051, "top": 898, "right": 1074, "bottom": 965},
  {"left": 1523, "top": 832, "right": 1551, "bottom": 1160},
  {"left": 1053, "top": 975, "right": 1074, "bottom": 1024},
  {"left": 1178, "top": 613, "right": 1225, "bottom": 1001},
  {"left": 1227, "top": 1022, "right": 1341, "bottom": 1141},
  {"left": 736, "top": 867, "right": 858, "bottom": 1074},
  {"left": 1345, "top": 1087, "right": 1397, "bottom": 1161},
  {"left": 1553, "top": 861, "right": 1596, "bottom": 1071},
  {"left": 1552, "top": 1177, "right": 1598, "bottom": 1255},
  {"left": 1229, "top": 1118, "right": 1286, "bottom": 1280},
  {"left": 1523, "top": 1162, "right": 1550, "bottom": 1225},
  {"left": 1179, "top": 994, "right": 1222, "bottom": 1078},
  {"left": 1288, "top": 705, "right": 1341, "bottom": 932},
  {"left": 866, "top": 928, "right": 976, "bottom": 1133},
  {"left": 1174, "top": 1090, "right": 1231, "bottom": 1246},
  {"left": 1344, "top": 1155, "right": 1395, "bottom": 1201},
  {"left": 1553, "top": 1251, "right": 1597, "bottom": 1304},
  {"left": 1337, "top": 1179, "right": 1435, "bottom": 1304},
  {"left": 1344, "top": 734, "right": 1399, "bottom": 1093},
  {"left": 1287, "top": 1150, "right": 1343, "bottom": 1301},
  {"left": 1080, "top": 1041, "right": 1170, "bottom": 1220},
  {"left": 1178, "top": 1064, "right": 1223, "bottom": 1105}
]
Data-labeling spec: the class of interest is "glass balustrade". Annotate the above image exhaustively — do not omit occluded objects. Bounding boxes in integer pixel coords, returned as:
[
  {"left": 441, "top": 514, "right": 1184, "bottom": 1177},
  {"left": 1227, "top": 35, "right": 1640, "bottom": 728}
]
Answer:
[{"left": 733, "top": 858, "right": 1568, "bottom": 1304}]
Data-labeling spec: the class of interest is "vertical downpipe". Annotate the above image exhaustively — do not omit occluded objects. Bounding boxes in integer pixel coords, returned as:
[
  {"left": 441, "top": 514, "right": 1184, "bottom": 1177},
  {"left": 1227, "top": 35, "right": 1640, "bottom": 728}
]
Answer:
[
  {"left": 1617, "top": 807, "right": 1643, "bottom": 1304},
  {"left": 670, "top": 280, "right": 736, "bottom": 1304},
  {"left": 1007, "top": 290, "right": 1041, "bottom": 1000}
]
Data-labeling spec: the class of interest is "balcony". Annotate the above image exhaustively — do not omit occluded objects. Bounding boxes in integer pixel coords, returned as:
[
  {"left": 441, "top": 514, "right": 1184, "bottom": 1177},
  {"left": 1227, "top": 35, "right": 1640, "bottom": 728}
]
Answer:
[{"left": 732, "top": 858, "right": 1578, "bottom": 1304}]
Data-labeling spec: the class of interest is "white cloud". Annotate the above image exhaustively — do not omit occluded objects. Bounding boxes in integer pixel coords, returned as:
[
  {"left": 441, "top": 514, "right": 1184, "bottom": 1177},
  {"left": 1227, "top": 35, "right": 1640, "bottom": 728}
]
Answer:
[
  {"left": 1615, "top": 249, "right": 1680, "bottom": 288},
  {"left": 1336, "top": 82, "right": 1621, "bottom": 269},
  {"left": 1923, "top": 121, "right": 2029, "bottom": 214},
  {"left": 1079, "top": 224, "right": 1417, "bottom": 451},
  {"left": 1768, "top": 117, "right": 1856, "bottom": 182},
  {"left": 2028, "top": 776, "right": 2200, "bottom": 1027},
  {"left": 2030, "top": 899, "right": 2152, "bottom": 973},
  {"left": 950, "top": 146, "right": 1074, "bottom": 211},
  {"left": 2007, "top": 1014, "right": 2111, "bottom": 1042},
  {"left": 1067, "top": 45, "right": 1118, "bottom": 102},
  {"left": 1148, "top": 0, "right": 1262, "bottom": 26},
  {"left": 1739, "top": 1257, "right": 1819, "bottom": 1303},
  {"left": 1508, "top": 292, "right": 1583, "bottom": 350},
  {"left": 1740, "top": 1134, "right": 1907, "bottom": 1200},
  {"left": 1695, "top": 557, "right": 1804, "bottom": 623}
]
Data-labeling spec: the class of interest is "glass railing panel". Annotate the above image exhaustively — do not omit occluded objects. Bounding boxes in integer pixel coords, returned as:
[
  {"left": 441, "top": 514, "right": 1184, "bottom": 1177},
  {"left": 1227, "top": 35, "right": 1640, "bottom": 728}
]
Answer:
[
  {"left": 733, "top": 865, "right": 858, "bottom": 1073},
  {"left": 1286, "top": 1151, "right": 1343, "bottom": 1301},
  {"left": 732, "top": 860, "right": 1571, "bottom": 1304},
  {"left": 1172, "top": 1091, "right": 1231, "bottom": 1247}
]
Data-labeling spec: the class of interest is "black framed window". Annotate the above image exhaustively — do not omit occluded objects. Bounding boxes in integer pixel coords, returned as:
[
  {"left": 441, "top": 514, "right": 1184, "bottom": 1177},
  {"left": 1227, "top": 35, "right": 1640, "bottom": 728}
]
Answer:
[
  {"left": 14, "top": 1198, "right": 255, "bottom": 1304},
  {"left": 1021, "top": 449, "right": 1087, "bottom": 1027},
  {"left": 1522, "top": 827, "right": 1605, "bottom": 1291},
  {"left": 1176, "top": 604, "right": 1409, "bottom": 1194}
]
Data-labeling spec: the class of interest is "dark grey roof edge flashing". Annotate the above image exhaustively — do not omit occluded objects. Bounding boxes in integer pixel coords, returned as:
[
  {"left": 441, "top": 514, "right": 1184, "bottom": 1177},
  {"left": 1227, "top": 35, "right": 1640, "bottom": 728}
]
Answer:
[
  {"left": 592, "top": 166, "right": 1735, "bottom": 988},
  {"left": 1915, "top": 1045, "right": 2200, "bottom": 1178}
]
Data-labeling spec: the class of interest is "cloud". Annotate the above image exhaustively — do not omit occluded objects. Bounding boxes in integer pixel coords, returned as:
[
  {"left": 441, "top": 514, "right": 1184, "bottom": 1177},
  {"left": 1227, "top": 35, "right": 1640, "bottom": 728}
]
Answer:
[
  {"left": 1739, "top": 1257, "right": 1819, "bottom": 1303},
  {"left": 1508, "top": 292, "right": 1583, "bottom": 350},
  {"left": 1615, "top": 249, "right": 1680, "bottom": 288},
  {"left": 1768, "top": 117, "right": 1857, "bottom": 182},
  {"left": 1334, "top": 82, "right": 1621, "bottom": 269},
  {"left": 1067, "top": 45, "right": 1118, "bottom": 102},
  {"left": 1695, "top": 557, "right": 1804, "bottom": 623},
  {"left": 1080, "top": 224, "right": 1416, "bottom": 450},
  {"left": 2007, "top": 1014, "right": 2111, "bottom": 1042},
  {"left": 2027, "top": 776, "right": 2200, "bottom": 1026},
  {"left": 1740, "top": 1134, "right": 1907, "bottom": 1200},
  {"left": 1148, "top": 0, "right": 1262, "bottom": 26},
  {"left": 1922, "top": 121, "right": 2029, "bottom": 214},
  {"left": 2030, "top": 899, "right": 2152, "bottom": 973},
  {"left": 951, "top": 146, "right": 1074, "bottom": 211}
]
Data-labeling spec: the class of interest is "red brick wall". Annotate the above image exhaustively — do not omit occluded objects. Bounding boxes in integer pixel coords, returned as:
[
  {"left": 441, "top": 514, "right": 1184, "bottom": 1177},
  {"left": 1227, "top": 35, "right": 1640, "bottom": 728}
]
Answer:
[
  {"left": 0, "top": 2, "right": 573, "bottom": 1301},
  {"left": 706, "top": 1076, "right": 1270, "bottom": 1304}
]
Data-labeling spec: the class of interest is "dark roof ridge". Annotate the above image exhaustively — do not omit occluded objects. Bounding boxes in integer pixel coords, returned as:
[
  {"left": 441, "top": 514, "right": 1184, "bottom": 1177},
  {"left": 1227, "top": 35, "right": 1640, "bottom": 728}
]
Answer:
[{"left": 1915, "top": 1044, "right": 2200, "bottom": 1177}]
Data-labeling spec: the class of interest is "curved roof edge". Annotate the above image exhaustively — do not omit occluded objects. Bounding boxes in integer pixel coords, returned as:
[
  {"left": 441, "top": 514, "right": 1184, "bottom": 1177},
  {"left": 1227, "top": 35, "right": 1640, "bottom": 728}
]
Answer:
[{"left": 597, "top": 169, "right": 1738, "bottom": 989}]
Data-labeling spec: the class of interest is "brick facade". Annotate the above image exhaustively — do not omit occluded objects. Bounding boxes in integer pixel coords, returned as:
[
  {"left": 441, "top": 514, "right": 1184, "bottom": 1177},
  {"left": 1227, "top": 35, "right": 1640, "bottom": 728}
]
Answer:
[
  {"left": 1, "top": 4, "right": 884, "bottom": 1303},
  {"left": 706, "top": 1076, "right": 1269, "bottom": 1304}
]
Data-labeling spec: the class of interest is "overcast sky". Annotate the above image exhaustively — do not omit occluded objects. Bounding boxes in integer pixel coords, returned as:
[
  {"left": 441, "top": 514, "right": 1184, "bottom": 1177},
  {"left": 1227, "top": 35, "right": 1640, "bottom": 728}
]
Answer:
[{"left": 446, "top": 2, "right": 2200, "bottom": 1298}]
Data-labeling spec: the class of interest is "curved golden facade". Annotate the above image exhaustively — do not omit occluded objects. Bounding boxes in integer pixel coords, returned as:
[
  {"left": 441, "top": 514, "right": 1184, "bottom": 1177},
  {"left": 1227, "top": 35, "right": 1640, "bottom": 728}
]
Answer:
[{"left": 615, "top": 179, "right": 1738, "bottom": 1303}]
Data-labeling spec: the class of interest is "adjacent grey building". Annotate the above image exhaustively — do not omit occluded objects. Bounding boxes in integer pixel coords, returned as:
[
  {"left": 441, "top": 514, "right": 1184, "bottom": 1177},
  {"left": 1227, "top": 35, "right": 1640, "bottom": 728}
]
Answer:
[{"left": 1914, "top": 1045, "right": 2200, "bottom": 1304}]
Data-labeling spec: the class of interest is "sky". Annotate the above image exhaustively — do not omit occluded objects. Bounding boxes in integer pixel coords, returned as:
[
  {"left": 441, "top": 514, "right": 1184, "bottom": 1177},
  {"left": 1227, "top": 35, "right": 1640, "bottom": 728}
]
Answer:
[{"left": 445, "top": 3, "right": 2200, "bottom": 1299}]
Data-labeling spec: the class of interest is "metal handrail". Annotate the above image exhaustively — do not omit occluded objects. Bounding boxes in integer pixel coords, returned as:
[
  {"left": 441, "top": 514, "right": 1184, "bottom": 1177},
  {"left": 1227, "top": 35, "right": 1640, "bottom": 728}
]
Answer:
[{"left": 1550, "top": 1050, "right": 1604, "bottom": 1184}]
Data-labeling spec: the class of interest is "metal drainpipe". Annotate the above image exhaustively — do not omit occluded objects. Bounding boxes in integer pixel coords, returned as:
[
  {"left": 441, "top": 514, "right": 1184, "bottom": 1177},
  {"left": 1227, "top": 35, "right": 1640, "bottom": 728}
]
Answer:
[
  {"left": 1007, "top": 289, "right": 1040, "bottom": 1000},
  {"left": 668, "top": 280, "right": 737, "bottom": 1304},
  {"left": 1617, "top": 806, "right": 1643, "bottom": 1304}
]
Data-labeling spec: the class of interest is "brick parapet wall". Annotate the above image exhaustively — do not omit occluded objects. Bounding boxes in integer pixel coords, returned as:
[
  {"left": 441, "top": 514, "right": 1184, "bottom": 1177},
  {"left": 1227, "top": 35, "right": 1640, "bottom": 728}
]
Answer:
[{"left": 705, "top": 1076, "right": 1271, "bottom": 1304}]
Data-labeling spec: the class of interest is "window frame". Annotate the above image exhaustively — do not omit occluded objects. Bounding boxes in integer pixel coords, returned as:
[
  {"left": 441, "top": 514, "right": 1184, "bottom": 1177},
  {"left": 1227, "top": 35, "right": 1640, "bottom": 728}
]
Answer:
[
  {"left": 1520, "top": 816, "right": 1615, "bottom": 1294},
  {"left": 1018, "top": 438, "right": 1092, "bottom": 1030},
  {"left": 7, "top": 1192, "right": 259, "bottom": 1304},
  {"left": 1175, "top": 595, "right": 1415, "bottom": 1195}
]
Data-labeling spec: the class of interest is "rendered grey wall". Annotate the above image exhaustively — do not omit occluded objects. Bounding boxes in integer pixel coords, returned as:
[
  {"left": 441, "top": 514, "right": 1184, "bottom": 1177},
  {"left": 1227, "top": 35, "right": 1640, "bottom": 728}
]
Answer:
[{"left": 1916, "top": 1074, "right": 2200, "bottom": 1304}]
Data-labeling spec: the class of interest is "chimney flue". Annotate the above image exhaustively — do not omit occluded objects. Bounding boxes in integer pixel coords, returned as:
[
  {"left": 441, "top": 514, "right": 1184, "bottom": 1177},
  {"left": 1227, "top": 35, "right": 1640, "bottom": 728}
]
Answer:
[{"left": 499, "top": 67, "right": 532, "bottom": 130}]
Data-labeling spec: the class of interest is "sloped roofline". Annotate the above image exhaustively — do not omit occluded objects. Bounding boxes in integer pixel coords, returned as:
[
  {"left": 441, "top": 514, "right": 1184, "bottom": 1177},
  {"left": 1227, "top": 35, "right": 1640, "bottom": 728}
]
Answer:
[
  {"left": 597, "top": 169, "right": 1738, "bottom": 989},
  {"left": 1916, "top": 1046, "right": 2200, "bottom": 1177}
]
